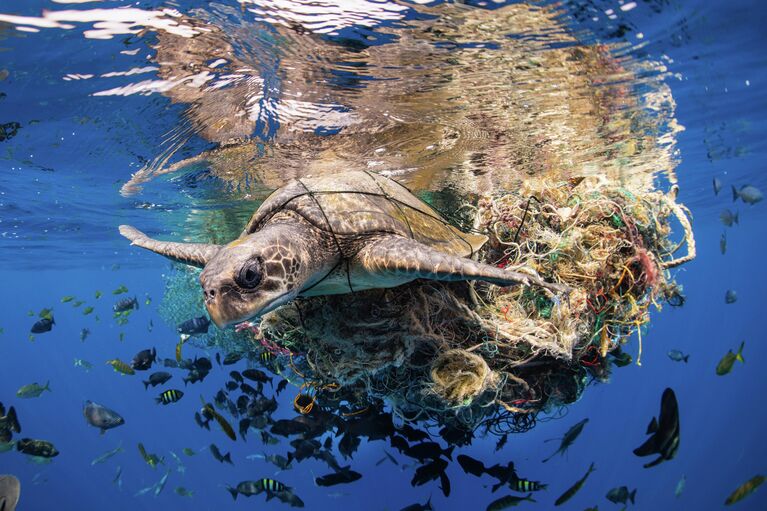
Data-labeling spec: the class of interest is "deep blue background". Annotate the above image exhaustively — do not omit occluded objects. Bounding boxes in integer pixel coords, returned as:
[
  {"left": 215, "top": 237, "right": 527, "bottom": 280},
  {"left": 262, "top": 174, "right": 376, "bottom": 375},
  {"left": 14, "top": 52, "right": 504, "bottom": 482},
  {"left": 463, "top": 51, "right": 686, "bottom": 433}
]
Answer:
[{"left": 1, "top": 0, "right": 766, "bottom": 509}]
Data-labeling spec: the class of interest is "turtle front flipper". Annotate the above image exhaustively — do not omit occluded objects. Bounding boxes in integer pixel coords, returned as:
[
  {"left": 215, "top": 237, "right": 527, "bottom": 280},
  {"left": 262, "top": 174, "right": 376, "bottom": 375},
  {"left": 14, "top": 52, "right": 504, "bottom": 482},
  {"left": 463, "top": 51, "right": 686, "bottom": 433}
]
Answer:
[
  {"left": 119, "top": 225, "right": 221, "bottom": 268},
  {"left": 357, "top": 236, "right": 568, "bottom": 294}
]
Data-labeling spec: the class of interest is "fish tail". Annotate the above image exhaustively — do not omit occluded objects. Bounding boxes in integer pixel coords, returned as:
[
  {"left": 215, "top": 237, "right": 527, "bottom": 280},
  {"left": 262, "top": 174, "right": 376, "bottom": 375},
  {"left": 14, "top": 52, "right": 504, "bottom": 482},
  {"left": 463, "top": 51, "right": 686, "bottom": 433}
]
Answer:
[
  {"left": 143, "top": 380, "right": 150, "bottom": 390},
  {"left": 44, "top": 380, "right": 51, "bottom": 392},
  {"left": 155, "top": 397, "right": 163, "bottom": 405},
  {"left": 226, "top": 486, "right": 238, "bottom": 501},
  {"left": 444, "top": 445, "right": 455, "bottom": 461},
  {"left": 425, "top": 496, "right": 433, "bottom": 510},
  {"left": 224, "top": 453, "right": 233, "bottom": 465},
  {"left": 736, "top": 341, "right": 745, "bottom": 363},
  {"left": 630, "top": 489, "right": 637, "bottom": 504},
  {"left": 683, "top": 355, "right": 689, "bottom": 363},
  {"left": 732, "top": 185, "right": 739, "bottom": 202}
]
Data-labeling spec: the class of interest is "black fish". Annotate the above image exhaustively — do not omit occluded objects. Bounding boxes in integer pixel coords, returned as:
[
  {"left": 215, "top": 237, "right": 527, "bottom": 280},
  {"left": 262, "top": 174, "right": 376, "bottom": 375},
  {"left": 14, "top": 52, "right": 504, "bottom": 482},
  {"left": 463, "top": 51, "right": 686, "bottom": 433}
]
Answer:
[
  {"left": 83, "top": 401, "right": 125, "bottom": 434},
  {"left": 487, "top": 493, "right": 536, "bottom": 510},
  {"left": 275, "top": 489, "right": 305, "bottom": 508},
  {"left": 339, "top": 432, "right": 361, "bottom": 459},
  {"left": 223, "top": 352, "right": 244, "bottom": 365},
  {"left": 439, "top": 424, "right": 474, "bottom": 446},
  {"left": 276, "top": 379, "right": 289, "bottom": 395},
  {"left": 261, "top": 431, "right": 279, "bottom": 445},
  {"left": 290, "top": 438, "right": 321, "bottom": 461},
  {"left": 543, "top": 418, "right": 589, "bottom": 462},
  {"left": 143, "top": 371, "right": 172, "bottom": 389},
  {"left": 315, "top": 467, "right": 362, "bottom": 487},
  {"left": 183, "top": 368, "right": 208, "bottom": 385},
  {"left": 405, "top": 441, "right": 454, "bottom": 462},
  {"left": 163, "top": 358, "right": 179, "bottom": 368},
  {"left": 131, "top": 348, "right": 157, "bottom": 371},
  {"left": 398, "top": 424, "right": 430, "bottom": 443},
  {"left": 633, "top": 387, "right": 680, "bottom": 468},
  {"left": 210, "top": 443, "right": 233, "bottom": 465},
  {"left": 0, "top": 402, "right": 21, "bottom": 443},
  {"left": 177, "top": 316, "right": 210, "bottom": 336},
  {"left": 495, "top": 433, "right": 508, "bottom": 452},
  {"left": 390, "top": 435, "right": 409, "bottom": 453},
  {"left": 265, "top": 453, "right": 293, "bottom": 470},
  {"left": 113, "top": 296, "right": 138, "bottom": 312},
  {"left": 240, "top": 382, "right": 259, "bottom": 396},
  {"left": 193, "top": 357, "right": 212, "bottom": 371},
  {"left": 457, "top": 454, "right": 487, "bottom": 477},
  {"left": 156, "top": 389, "right": 183, "bottom": 405},
  {"left": 17, "top": 438, "right": 59, "bottom": 458},
  {"left": 194, "top": 411, "right": 210, "bottom": 430},
  {"left": 314, "top": 449, "right": 342, "bottom": 472},
  {"left": 487, "top": 462, "right": 519, "bottom": 492},
  {"left": 271, "top": 419, "right": 310, "bottom": 437},
  {"left": 225, "top": 381, "right": 239, "bottom": 392},
  {"left": 30, "top": 317, "right": 55, "bottom": 334},
  {"left": 606, "top": 486, "right": 637, "bottom": 505},
  {"left": 227, "top": 478, "right": 287, "bottom": 500},
  {"left": 400, "top": 496, "right": 433, "bottom": 511},
  {"left": 242, "top": 369, "right": 272, "bottom": 385},
  {"left": 230, "top": 371, "right": 244, "bottom": 383},
  {"left": 411, "top": 458, "right": 448, "bottom": 487}
]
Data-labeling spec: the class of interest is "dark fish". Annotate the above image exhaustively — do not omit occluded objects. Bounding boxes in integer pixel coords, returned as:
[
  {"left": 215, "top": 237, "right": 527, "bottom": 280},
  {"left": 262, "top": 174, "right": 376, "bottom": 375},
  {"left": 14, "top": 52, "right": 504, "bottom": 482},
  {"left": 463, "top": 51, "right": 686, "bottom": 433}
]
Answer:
[
  {"left": 275, "top": 489, "right": 305, "bottom": 508},
  {"left": 242, "top": 369, "right": 273, "bottom": 385},
  {"left": 291, "top": 438, "right": 321, "bottom": 461},
  {"left": 143, "top": 371, "right": 172, "bottom": 389},
  {"left": 510, "top": 478, "right": 547, "bottom": 493},
  {"left": 390, "top": 435, "right": 409, "bottom": 453},
  {"left": 177, "top": 316, "right": 210, "bottom": 336},
  {"left": 223, "top": 352, "right": 244, "bottom": 365},
  {"left": 495, "top": 433, "right": 508, "bottom": 452},
  {"left": 183, "top": 369, "right": 208, "bottom": 385},
  {"left": 405, "top": 441, "right": 454, "bottom": 462},
  {"left": 163, "top": 358, "right": 179, "bottom": 368},
  {"left": 724, "top": 475, "right": 765, "bottom": 505},
  {"left": 194, "top": 412, "right": 210, "bottom": 430},
  {"left": 667, "top": 350, "right": 689, "bottom": 363},
  {"left": 276, "top": 379, "right": 289, "bottom": 395},
  {"left": 400, "top": 496, "right": 433, "bottom": 511},
  {"left": 314, "top": 449, "right": 341, "bottom": 472},
  {"left": 720, "top": 209, "right": 739, "bottom": 227},
  {"left": 137, "top": 443, "right": 163, "bottom": 468},
  {"left": 411, "top": 458, "right": 448, "bottom": 487},
  {"left": 131, "top": 348, "right": 157, "bottom": 371},
  {"left": 227, "top": 478, "right": 287, "bottom": 499},
  {"left": 80, "top": 328, "right": 90, "bottom": 341},
  {"left": 83, "top": 401, "right": 125, "bottom": 434},
  {"left": 633, "top": 388, "right": 680, "bottom": 468},
  {"left": 0, "top": 474, "right": 20, "bottom": 511},
  {"left": 398, "top": 424, "right": 430, "bottom": 443},
  {"left": 339, "top": 432, "right": 361, "bottom": 459},
  {"left": 265, "top": 453, "right": 293, "bottom": 470},
  {"left": 261, "top": 431, "right": 280, "bottom": 445},
  {"left": 457, "top": 454, "right": 487, "bottom": 477},
  {"left": 30, "top": 317, "right": 54, "bottom": 334},
  {"left": 725, "top": 289, "right": 738, "bottom": 304},
  {"left": 439, "top": 424, "right": 474, "bottom": 446},
  {"left": 717, "top": 342, "right": 745, "bottom": 376},
  {"left": 487, "top": 493, "right": 535, "bottom": 510},
  {"left": 315, "top": 467, "right": 362, "bottom": 487},
  {"left": 606, "top": 486, "right": 636, "bottom": 505},
  {"left": 720, "top": 232, "right": 727, "bottom": 254},
  {"left": 156, "top": 389, "right": 183, "bottom": 405},
  {"left": 610, "top": 348, "right": 633, "bottom": 367},
  {"left": 17, "top": 438, "right": 59, "bottom": 458},
  {"left": 732, "top": 184, "right": 763, "bottom": 205},
  {"left": 713, "top": 177, "right": 722, "bottom": 195},
  {"left": 214, "top": 390, "right": 228, "bottom": 410},
  {"left": 229, "top": 371, "right": 243, "bottom": 383},
  {"left": 113, "top": 296, "right": 138, "bottom": 312},
  {"left": 225, "top": 381, "right": 239, "bottom": 391},
  {"left": 554, "top": 462, "right": 595, "bottom": 506},
  {"left": 271, "top": 419, "right": 311, "bottom": 437},
  {"left": 543, "top": 418, "right": 589, "bottom": 462},
  {"left": 0, "top": 402, "right": 21, "bottom": 443},
  {"left": 240, "top": 382, "right": 258, "bottom": 396},
  {"left": 192, "top": 357, "right": 212, "bottom": 371},
  {"left": 210, "top": 443, "right": 233, "bottom": 465}
]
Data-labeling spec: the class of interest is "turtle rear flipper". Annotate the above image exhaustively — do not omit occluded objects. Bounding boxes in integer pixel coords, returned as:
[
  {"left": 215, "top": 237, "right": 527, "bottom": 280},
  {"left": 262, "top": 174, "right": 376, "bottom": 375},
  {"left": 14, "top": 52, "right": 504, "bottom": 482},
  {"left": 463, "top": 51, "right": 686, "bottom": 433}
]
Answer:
[{"left": 357, "top": 236, "right": 567, "bottom": 294}]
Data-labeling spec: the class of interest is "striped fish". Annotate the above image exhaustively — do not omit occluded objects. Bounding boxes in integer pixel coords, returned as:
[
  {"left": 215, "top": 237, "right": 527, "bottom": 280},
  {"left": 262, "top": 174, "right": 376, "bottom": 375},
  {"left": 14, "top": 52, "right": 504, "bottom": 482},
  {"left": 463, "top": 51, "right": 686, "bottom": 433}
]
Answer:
[
  {"left": 156, "top": 389, "right": 184, "bottom": 405},
  {"left": 511, "top": 478, "right": 547, "bottom": 492},
  {"left": 257, "top": 478, "right": 286, "bottom": 493},
  {"left": 260, "top": 351, "right": 273, "bottom": 364}
]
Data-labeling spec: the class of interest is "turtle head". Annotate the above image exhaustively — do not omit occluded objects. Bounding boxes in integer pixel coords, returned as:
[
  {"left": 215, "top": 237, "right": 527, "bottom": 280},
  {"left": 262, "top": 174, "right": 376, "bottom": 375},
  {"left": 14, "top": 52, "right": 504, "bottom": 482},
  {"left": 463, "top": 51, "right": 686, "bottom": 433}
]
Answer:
[{"left": 200, "top": 224, "right": 314, "bottom": 327}]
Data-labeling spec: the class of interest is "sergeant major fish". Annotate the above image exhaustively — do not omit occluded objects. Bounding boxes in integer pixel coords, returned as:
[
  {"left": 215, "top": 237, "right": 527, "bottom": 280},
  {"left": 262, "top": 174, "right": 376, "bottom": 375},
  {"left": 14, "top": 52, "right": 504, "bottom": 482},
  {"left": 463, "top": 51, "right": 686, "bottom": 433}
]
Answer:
[{"left": 156, "top": 389, "right": 184, "bottom": 405}]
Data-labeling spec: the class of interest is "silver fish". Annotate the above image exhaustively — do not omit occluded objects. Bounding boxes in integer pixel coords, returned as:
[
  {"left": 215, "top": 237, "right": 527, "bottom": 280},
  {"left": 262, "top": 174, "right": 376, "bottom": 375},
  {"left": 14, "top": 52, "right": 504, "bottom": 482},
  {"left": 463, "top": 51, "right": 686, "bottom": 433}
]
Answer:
[
  {"left": 732, "top": 184, "right": 763, "bottom": 205},
  {"left": 725, "top": 289, "right": 738, "bottom": 304},
  {"left": 713, "top": 177, "right": 722, "bottom": 195},
  {"left": 719, "top": 209, "right": 739, "bottom": 227}
]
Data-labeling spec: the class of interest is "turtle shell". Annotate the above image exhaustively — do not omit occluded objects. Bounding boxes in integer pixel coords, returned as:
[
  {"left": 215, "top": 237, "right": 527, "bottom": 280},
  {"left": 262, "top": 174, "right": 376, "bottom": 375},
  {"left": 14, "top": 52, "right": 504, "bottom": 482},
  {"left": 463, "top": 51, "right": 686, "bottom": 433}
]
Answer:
[{"left": 240, "top": 171, "right": 487, "bottom": 257}]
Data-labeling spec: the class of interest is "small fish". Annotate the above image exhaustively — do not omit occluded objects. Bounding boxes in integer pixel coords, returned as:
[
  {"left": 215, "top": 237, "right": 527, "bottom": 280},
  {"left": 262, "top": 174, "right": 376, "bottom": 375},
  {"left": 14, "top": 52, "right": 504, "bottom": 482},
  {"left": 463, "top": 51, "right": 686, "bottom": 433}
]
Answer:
[
  {"left": 177, "top": 316, "right": 210, "bottom": 336},
  {"left": 73, "top": 300, "right": 84, "bottom": 307},
  {"left": 495, "top": 433, "right": 508, "bottom": 452},
  {"left": 260, "top": 351, "right": 274, "bottom": 364},
  {"left": 716, "top": 342, "right": 745, "bottom": 375},
  {"left": 487, "top": 493, "right": 536, "bottom": 510},
  {"left": 144, "top": 294, "right": 152, "bottom": 306},
  {"left": 106, "top": 358, "right": 135, "bottom": 375},
  {"left": 16, "top": 438, "right": 59, "bottom": 458},
  {"left": 675, "top": 475, "right": 686, "bottom": 498},
  {"left": 156, "top": 389, "right": 184, "bottom": 405},
  {"left": 169, "top": 450, "right": 186, "bottom": 474},
  {"left": 554, "top": 463, "right": 595, "bottom": 506},
  {"left": 713, "top": 177, "right": 723, "bottom": 195},
  {"left": 725, "top": 289, "right": 738, "bottom": 304},
  {"left": 606, "top": 486, "right": 636, "bottom": 505},
  {"left": 131, "top": 347, "right": 157, "bottom": 371},
  {"left": 225, "top": 381, "right": 239, "bottom": 391},
  {"left": 143, "top": 371, "right": 172, "bottom": 389},
  {"left": 91, "top": 443, "right": 124, "bottom": 465},
  {"left": 95, "top": 290, "right": 102, "bottom": 299},
  {"left": 720, "top": 209, "right": 739, "bottom": 227},
  {"left": 175, "top": 486, "right": 194, "bottom": 498},
  {"left": 182, "top": 447, "right": 197, "bottom": 456},
  {"left": 113, "top": 465, "right": 123, "bottom": 490},
  {"left": 543, "top": 418, "right": 589, "bottom": 462},
  {"left": 16, "top": 381, "right": 51, "bottom": 398},
  {"left": 0, "top": 440, "right": 17, "bottom": 453},
  {"left": 276, "top": 379, "right": 289, "bottom": 395},
  {"left": 732, "top": 184, "right": 763, "bottom": 205},
  {"left": 79, "top": 328, "right": 90, "bottom": 342},
  {"left": 667, "top": 350, "right": 689, "bottom": 363},
  {"left": 74, "top": 358, "right": 93, "bottom": 371},
  {"left": 61, "top": 295, "right": 75, "bottom": 303},
  {"left": 153, "top": 470, "right": 170, "bottom": 497},
  {"left": 112, "top": 285, "right": 128, "bottom": 295},
  {"left": 83, "top": 400, "right": 125, "bottom": 434},
  {"left": 223, "top": 352, "right": 244, "bottom": 365},
  {"left": 30, "top": 317, "right": 55, "bottom": 334},
  {"left": 113, "top": 296, "right": 138, "bottom": 312},
  {"left": 242, "top": 368, "right": 273, "bottom": 385},
  {"left": 138, "top": 442, "right": 164, "bottom": 469},
  {"left": 82, "top": 306, "right": 94, "bottom": 315},
  {"left": 720, "top": 232, "right": 727, "bottom": 254},
  {"left": 510, "top": 478, "right": 547, "bottom": 493},
  {"left": 633, "top": 388, "right": 680, "bottom": 468},
  {"left": 724, "top": 475, "right": 764, "bottom": 505},
  {"left": 209, "top": 443, "right": 233, "bottom": 465},
  {"left": 315, "top": 468, "right": 362, "bottom": 487},
  {"left": 400, "top": 496, "right": 433, "bottom": 511}
]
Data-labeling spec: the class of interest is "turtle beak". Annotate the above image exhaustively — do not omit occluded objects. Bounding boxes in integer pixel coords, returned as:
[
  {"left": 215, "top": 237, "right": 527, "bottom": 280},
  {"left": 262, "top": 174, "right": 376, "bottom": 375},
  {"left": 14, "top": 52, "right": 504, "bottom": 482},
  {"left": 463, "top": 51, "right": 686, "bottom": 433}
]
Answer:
[{"left": 205, "top": 301, "right": 228, "bottom": 329}]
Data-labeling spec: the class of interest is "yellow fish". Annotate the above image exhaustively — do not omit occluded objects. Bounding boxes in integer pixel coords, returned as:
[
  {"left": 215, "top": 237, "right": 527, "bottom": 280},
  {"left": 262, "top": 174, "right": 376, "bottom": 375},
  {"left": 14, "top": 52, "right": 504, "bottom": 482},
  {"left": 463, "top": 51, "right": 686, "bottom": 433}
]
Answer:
[{"left": 106, "top": 359, "right": 135, "bottom": 375}]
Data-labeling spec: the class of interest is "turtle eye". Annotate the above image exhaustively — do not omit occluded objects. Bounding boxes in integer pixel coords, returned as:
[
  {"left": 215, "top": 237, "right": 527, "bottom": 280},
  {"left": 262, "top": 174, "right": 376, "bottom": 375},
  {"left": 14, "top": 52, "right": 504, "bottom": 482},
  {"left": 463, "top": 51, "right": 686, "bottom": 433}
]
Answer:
[{"left": 236, "top": 260, "right": 262, "bottom": 289}]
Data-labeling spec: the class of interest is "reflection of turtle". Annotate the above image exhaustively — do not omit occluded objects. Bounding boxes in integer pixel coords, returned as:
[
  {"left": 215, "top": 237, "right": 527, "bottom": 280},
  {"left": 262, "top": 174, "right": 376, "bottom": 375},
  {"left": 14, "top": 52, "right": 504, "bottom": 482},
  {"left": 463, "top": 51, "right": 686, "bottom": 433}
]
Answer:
[{"left": 120, "top": 171, "right": 564, "bottom": 327}]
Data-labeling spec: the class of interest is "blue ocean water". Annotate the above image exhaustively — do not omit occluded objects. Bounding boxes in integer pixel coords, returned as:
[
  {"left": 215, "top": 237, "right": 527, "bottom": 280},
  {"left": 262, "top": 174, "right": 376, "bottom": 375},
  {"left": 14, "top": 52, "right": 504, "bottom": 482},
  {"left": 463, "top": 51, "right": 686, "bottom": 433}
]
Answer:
[{"left": 1, "top": 0, "right": 766, "bottom": 510}]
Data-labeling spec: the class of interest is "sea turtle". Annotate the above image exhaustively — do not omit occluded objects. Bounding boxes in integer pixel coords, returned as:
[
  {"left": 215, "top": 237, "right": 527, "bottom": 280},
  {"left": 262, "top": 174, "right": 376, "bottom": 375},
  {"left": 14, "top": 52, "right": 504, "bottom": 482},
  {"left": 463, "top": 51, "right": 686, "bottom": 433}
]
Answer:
[{"left": 120, "top": 171, "right": 564, "bottom": 327}]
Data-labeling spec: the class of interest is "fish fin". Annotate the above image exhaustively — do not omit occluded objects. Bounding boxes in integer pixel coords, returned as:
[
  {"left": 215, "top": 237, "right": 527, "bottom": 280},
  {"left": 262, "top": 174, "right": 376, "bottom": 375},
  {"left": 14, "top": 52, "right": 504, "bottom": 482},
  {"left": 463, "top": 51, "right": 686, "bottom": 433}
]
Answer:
[
  {"left": 44, "top": 380, "right": 51, "bottom": 392},
  {"left": 143, "top": 380, "right": 150, "bottom": 390},
  {"left": 224, "top": 453, "right": 233, "bottom": 465},
  {"left": 630, "top": 489, "right": 637, "bottom": 504},
  {"left": 732, "top": 185, "right": 739, "bottom": 202},
  {"left": 444, "top": 445, "right": 455, "bottom": 461},
  {"left": 646, "top": 417, "right": 659, "bottom": 434},
  {"left": 683, "top": 355, "right": 689, "bottom": 363},
  {"left": 154, "top": 397, "right": 162, "bottom": 405},
  {"left": 736, "top": 341, "right": 745, "bottom": 363},
  {"left": 491, "top": 482, "right": 502, "bottom": 493},
  {"left": 425, "top": 496, "right": 433, "bottom": 510},
  {"left": 643, "top": 456, "right": 664, "bottom": 469},
  {"left": 226, "top": 487, "right": 238, "bottom": 501},
  {"left": 633, "top": 435, "right": 659, "bottom": 457},
  {"left": 8, "top": 407, "right": 20, "bottom": 433},
  {"left": 734, "top": 212, "right": 739, "bottom": 224}
]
